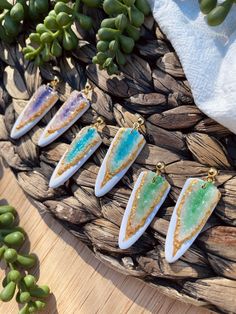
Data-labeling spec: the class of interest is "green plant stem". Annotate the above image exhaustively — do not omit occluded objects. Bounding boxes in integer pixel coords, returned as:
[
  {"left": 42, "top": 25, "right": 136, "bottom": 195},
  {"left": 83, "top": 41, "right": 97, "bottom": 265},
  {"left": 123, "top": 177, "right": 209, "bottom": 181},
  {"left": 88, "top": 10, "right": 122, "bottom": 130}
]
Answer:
[
  {"left": 126, "top": 6, "right": 131, "bottom": 20},
  {"left": 52, "top": 29, "right": 61, "bottom": 38},
  {"left": 32, "top": 28, "right": 63, "bottom": 57},
  {"left": 9, "top": 263, "right": 15, "bottom": 271},
  {"left": 33, "top": 45, "right": 44, "bottom": 57},
  {"left": 62, "top": 21, "right": 73, "bottom": 30},
  {"left": 73, "top": 0, "right": 80, "bottom": 17}
]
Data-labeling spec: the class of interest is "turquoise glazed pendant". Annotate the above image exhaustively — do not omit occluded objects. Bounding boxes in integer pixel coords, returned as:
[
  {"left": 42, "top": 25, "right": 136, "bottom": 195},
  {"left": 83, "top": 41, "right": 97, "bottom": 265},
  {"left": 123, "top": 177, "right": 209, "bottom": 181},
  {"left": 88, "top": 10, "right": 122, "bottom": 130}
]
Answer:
[
  {"left": 38, "top": 90, "right": 90, "bottom": 147},
  {"left": 165, "top": 176, "right": 221, "bottom": 263},
  {"left": 11, "top": 84, "right": 58, "bottom": 139},
  {"left": 119, "top": 170, "right": 170, "bottom": 249},
  {"left": 49, "top": 125, "right": 102, "bottom": 188},
  {"left": 95, "top": 127, "right": 146, "bottom": 197}
]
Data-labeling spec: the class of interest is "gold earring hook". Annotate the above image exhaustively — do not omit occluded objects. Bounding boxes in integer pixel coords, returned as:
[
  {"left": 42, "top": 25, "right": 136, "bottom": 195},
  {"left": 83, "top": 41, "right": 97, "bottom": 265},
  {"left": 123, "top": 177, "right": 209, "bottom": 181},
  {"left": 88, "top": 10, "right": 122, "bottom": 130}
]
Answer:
[
  {"left": 48, "top": 76, "right": 59, "bottom": 90},
  {"left": 93, "top": 116, "right": 105, "bottom": 130},
  {"left": 206, "top": 167, "right": 218, "bottom": 183},
  {"left": 82, "top": 82, "right": 92, "bottom": 100},
  {"left": 156, "top": 162, "right": 165, "bottom": 175},
  {"left": 132, "top": 117, "right": 144, "bottom": 132},
  {"left": 202, "top": 167, "right": 218, "bottom": 188},
  {"left": 153, "top": 161, "right": 165, "bottom": 182}
]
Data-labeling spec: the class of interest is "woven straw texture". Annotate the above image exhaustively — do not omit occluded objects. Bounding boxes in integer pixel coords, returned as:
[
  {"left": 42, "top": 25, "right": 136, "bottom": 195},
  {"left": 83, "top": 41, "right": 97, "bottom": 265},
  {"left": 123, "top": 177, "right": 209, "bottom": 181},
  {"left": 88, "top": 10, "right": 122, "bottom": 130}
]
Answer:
[{"left": 0, "top": 15, "right": 236, "bottom": 314}]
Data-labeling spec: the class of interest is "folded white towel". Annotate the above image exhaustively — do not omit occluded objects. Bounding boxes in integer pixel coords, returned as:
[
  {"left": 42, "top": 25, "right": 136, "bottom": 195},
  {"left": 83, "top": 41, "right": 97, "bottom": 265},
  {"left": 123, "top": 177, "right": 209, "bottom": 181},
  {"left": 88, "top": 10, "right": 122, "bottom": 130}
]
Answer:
[{"left": 148, "top": 0, "right": 236, "bottom": 134}]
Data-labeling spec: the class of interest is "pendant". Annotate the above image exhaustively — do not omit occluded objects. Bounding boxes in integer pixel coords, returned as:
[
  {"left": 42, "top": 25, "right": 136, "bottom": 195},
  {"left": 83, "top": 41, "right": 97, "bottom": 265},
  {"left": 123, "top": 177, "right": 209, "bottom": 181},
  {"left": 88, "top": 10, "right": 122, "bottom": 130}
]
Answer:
[
  {"left": 165, "top": 169, "right": 221, "bottom": 263},
  {"left": 95, "top": 119, "right": 146, "bottom": 197},
  {"left": 119, "top": 165, "right": 171, "bottom": 249},
  {"left": 49, "top": 119, "right": 104, "bottom": 188},
  {"left": 11, "top": 83, "right": 59, "bottom": 139},
  {"left": 38, "top": 88, "right": 91, "bottom": 147}
]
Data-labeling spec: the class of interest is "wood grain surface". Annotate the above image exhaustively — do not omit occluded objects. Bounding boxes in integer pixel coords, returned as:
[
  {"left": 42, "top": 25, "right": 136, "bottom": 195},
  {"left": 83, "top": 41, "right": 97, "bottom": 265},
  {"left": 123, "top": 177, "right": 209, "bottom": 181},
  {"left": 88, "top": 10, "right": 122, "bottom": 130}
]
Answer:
[{"left": 0, "top": 160, "right": 209, "bottom": 314}]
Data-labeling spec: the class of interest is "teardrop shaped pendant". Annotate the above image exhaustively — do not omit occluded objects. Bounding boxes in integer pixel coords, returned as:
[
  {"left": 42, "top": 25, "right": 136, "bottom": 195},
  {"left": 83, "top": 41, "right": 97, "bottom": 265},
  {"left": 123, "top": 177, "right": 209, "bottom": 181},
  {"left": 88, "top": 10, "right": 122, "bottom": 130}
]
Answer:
[
  {"left": 11, "top": 82, "right": 59, "bottom": 139},
  {"left": 38, "top": 86, "right": 91, "bottom": 147},
  {"left": 49, "top": 118, "right": 104, "bottom": 189},
  {"left": 119, "top": 163, "right": 171, "bottom": 249},
  {"left": 95, "top": 119, "right": 146, "bottom": 197},
  {"left": 165, "top": 168, "right": 221, "bottom": 263}
]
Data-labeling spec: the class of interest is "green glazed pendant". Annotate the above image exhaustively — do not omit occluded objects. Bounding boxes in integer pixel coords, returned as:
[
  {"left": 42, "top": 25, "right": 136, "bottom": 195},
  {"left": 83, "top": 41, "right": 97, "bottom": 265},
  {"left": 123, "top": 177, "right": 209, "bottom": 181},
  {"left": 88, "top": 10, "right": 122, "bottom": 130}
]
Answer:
[
  {"left": 165, "top": 177, "right": 221, "bottom": 263},
  {"left": 119, "top": 170, "right": 170, "bottom": 249}
]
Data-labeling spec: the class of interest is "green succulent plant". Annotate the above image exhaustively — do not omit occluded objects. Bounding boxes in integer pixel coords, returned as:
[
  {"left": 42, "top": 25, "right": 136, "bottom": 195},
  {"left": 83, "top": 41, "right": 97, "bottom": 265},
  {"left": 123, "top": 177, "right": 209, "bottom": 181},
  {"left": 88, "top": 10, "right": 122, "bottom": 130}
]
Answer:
[
  {"left": 199, "top": 0, "right": 235, "bottom": 26},
  {"left": 23, "top": 0, "right": 92, "bottom": 65},
  {"left": 0, "top": 0, "right": 49, "bottom": 43},
  {"left": 90, "top": 0, "right": 151, "bottom": 74},
  {"left": 0, "top": 0, "right": 150, "bottom": 75},
  {"left": 0, "top": 205, "right": 50, "bottom": 314}
]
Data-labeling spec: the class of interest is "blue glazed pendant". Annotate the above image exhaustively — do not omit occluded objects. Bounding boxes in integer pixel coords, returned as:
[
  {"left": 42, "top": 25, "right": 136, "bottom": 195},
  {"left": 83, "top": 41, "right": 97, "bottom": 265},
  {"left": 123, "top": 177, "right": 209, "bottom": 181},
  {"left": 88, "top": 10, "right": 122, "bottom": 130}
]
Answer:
[
  {"left": 95, "top": 127, "right": 146, "bottom": 197},
  {"left": 119, "top": 170, "right": 171, "bottom": 249},
  {"left": 38, "top": 90, "right": 90, "bottom": 147},
  {"left": 49, "top": 125, "right": 102, "bottom": 188},
  {"left": 11, "top": 84, "right": 59, "bottom": 139}
]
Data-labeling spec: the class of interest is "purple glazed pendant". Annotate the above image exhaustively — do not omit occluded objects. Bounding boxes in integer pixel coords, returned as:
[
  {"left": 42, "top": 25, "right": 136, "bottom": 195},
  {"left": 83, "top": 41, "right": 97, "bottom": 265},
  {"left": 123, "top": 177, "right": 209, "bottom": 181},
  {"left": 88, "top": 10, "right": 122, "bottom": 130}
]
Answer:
[
  {"left": 38, "top": 90, "right": 90, "bottom": 147},
  {"left": 11, "top": 84, "right": 58, "bottom": 139}
]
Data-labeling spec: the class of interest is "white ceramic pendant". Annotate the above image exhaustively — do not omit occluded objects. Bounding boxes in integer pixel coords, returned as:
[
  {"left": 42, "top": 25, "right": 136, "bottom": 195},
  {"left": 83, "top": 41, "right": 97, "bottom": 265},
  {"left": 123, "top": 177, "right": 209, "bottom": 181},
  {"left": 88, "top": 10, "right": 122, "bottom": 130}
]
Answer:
[
  {"left": 11, "top": 84, "right": 58, "bottom": 139},
  {"left": 119, "top": 170, "right": 170, "bottom": 249},
  {"left": 38, "top": 90, "right": 90, "bottom": 147},
  {"left": 49, "top": 126, "right": 102, "bottom": 188},
  {"left": 165, "top": 178, "right": 221, "bottom": 263},
  {"left": 95, "top": 127, "right": 146, "bottom": 197}
]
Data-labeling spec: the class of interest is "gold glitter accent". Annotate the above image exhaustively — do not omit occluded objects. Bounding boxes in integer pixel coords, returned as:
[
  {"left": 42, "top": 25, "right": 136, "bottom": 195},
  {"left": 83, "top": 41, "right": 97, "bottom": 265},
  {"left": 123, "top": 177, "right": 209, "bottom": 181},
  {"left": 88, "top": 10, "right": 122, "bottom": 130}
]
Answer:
[
  {"left": 173, "top": 179, "right": 221, "bottom": 257},
  {"left": 57, "top": 128, "right": 101, "bottom": 176},
  {"left": 125, "top": 172, "right": 169, "bottom": 240},
  {"left": 46, "top": 102, "right": 87, "bottom": 136},
  {"left": 100, "top": 128, "right": 145, "bottom": 188},
  {"left": 16, "top": 92, "right": 58, "bottom": 130}
]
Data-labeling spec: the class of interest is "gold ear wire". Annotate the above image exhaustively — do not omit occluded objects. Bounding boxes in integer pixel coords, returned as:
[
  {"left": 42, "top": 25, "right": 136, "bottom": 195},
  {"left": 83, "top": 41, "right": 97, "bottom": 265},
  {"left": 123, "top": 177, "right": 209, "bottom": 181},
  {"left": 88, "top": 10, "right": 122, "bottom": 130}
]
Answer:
[
  {"left": 48, "top": 77, "right": 59, "bottom": 89},
  {"left": 206, "top": 167, "right": 218, "bottom": 183},
  {"left": 83, "top": 82, "right": 92, "bottom": 100},
  {"left": 156, "top": 162, "right": 165, "bottom": 175},
  {"left": 132, "top": 117, "right": 145, "bottom": 131},
  {"left": 153, "top": 161, "right": 165, "bottom": 182},
  {"left": 94, "top": 116, "right": 105, "bottom": 130},
  {"left": 202, "top": 167, "right": 218, "bottom": 188}
]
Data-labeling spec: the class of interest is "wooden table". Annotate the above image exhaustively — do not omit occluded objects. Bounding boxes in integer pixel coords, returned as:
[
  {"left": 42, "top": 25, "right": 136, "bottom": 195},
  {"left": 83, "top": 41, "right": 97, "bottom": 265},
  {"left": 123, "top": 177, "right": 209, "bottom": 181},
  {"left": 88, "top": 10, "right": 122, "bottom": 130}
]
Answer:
[{"left": 0, "top": 160, "right": 209, "bottom": 314}]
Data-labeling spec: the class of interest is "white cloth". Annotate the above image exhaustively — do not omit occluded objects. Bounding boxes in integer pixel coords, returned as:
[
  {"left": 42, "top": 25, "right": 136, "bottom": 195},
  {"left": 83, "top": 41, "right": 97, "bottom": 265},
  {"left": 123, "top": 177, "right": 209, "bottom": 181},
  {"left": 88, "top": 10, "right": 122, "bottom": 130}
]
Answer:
[{"left": 148, "top": 0, "right": 236, "bottom": 134}]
